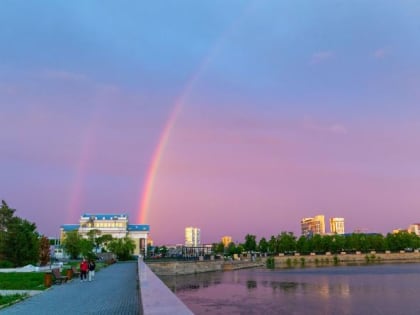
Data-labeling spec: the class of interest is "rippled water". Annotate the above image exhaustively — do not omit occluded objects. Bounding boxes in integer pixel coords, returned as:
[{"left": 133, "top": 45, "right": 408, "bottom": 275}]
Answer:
[{"left": 160, "top": 263, "right": 420, "bottom": 314}]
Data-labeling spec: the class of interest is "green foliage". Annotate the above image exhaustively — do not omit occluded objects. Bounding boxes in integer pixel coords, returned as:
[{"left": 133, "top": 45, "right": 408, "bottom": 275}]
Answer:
[
  {"left": 0, "top": 272, "right": 45, "bottom": 290},
  {"left": 244, "top": 234, "right": 257, "bottom": 252},
  {"left": 285, "top": 258, "right": 292, "bottom": 268},
  {"left": 107, "top": 237, "right": 135, "bottom": 260},
  {"left": 0, "top": 260, "right": 14, "bottom": 268},
  {"left": 62, "top": 231, "right": 82, "bottom": 259},
  {"left": 212, "top": 242, "right": 225, "bottom": 254},
  {"left": 258, "top": 237, "right": 268, "bottom": 253},
  {"left": 0, "top": 293, "right": 29, "bottom": 306},
  {"left": 300, "top": 257, "right": 305, "bottom": 267},
  {"left": 333, "top": 255, "right": 339, "bottom": 265},
  {"left": 266, "top": 256, "right": 275, "bottom": 269},
  {"left": 4, "top": 217, "right": 39, "bottom": 267}
]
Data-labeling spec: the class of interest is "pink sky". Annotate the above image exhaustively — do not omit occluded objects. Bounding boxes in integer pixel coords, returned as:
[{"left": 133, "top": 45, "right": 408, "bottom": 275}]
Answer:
[{"left": 1, "top": 1, "right": 420, "bottom": 244}]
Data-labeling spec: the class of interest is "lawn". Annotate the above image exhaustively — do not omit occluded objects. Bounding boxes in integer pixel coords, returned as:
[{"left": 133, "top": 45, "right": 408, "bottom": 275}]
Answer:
[
  {"left": 0, "top": 272, "right": 46, "bottom": 290},
  {"left": 0, "top": 293, "right": 28, "bottom": 307}
]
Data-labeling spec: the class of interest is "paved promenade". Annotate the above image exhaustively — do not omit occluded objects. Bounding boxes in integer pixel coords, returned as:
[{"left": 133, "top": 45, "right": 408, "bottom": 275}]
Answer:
[{"left": 0, "top": 261, "right": 141, "bottom": 315}]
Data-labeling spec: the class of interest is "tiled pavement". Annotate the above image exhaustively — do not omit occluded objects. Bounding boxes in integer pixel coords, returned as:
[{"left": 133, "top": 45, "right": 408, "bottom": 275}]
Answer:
[{"left": 0, "top": 261, "right": 141, "bottom": 315}]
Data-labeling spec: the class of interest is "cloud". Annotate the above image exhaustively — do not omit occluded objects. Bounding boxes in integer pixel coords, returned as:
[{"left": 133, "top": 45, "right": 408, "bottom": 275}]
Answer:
[
  {"left": 310, "top": 51, "right": 334, "bottom": 64},
  {"left": 40, "top": 69, "right": 88, "bottom": 81},
  {"left": 373, "top": 48, "right": 387, "bottom": 59},
  {"left": 303, "top": 116, "right": 348, "bottom": 134}
]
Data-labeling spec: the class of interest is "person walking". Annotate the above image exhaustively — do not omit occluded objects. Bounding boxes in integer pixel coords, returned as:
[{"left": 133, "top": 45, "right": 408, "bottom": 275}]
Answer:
[
  {"left": 80, "top": 258, "right": 88, "bottom": 282},
  {"left": 88, "top": 259, "right": 96, "bottom": 281}
]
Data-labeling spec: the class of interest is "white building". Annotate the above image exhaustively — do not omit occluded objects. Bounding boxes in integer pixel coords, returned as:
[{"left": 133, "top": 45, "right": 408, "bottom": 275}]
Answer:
[
  {"left": 185, "top": 227, "right": 201, "bottom": 247},
  {"left": 408, "top": 223, "right": 420, "bottom": 235},
  {"left": 60, "top": 213, "right": 149, "bottom": 256},
  {"left": 330, "top": 217, "right": 345, "bottom": 234}
]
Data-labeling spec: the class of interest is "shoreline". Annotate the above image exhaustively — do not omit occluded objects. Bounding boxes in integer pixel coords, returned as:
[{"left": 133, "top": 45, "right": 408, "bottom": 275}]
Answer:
[{"left": 147, "top": 251, "right": 420, "bottom": 275}]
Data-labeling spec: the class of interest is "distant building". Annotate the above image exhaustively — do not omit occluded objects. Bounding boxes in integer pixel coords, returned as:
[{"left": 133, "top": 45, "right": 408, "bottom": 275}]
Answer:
[
  {"left": 301, "top": 215, "right": 325, "bottom": 236},
  {"left": 407, "top": 224, "right": 420, "bottom": 235},
  {"left": 185, "top": 227, "right": 201, "bottom": 247},
  {"left": 330, "top": 217, "right": 345, "bottom": 234},
  {"left": 60, "top": 213, "right": 149, "bottom": 256},
  {"left": 221, "top": 236, "right": 232, "bottom": 247}
]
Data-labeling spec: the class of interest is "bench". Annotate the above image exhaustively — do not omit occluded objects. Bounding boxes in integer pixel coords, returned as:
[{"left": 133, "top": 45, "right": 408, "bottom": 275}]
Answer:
[
  {"left": 71, "top": 266, "right": 80, "bottom": 278},
  {"left": 52, "top": 268, "right": 68, "bottom": 284}
]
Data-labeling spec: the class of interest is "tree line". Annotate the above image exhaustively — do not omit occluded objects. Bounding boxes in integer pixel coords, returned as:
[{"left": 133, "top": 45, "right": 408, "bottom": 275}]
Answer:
[
  {"left": 212, "top": 231, "right": 420, "bottom": 256},
  {"left": 0, "top": 200, "right": 50, "bottom": 267},
  {"left": 62, "top": 229, "right": 136, "bottom": 261}
]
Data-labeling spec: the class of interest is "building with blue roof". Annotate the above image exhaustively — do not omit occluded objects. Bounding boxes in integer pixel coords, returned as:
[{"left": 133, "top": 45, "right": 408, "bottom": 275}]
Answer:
[{"left": 60, "top": 213, "right": 150, "bottom": 256}]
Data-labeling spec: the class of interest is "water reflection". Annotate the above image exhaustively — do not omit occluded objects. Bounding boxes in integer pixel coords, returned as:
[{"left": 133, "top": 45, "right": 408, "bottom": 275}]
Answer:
[{"left": 160, "top": 264, "right": 420, "bottom": 314}]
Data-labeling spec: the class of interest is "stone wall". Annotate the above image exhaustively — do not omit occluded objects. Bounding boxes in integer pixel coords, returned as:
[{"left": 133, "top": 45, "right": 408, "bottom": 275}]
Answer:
[
  {"left": 147, "top": 260, "right": 264, "bottom": 276},
  {"left": 273, "top": 251, "right": 420, "bottom": 268}
]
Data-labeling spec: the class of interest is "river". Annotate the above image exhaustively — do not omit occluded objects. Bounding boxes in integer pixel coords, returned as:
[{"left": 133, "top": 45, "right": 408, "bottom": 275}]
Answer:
[{"left": 160, "top": 263, "right": 420, "bottom": 314}]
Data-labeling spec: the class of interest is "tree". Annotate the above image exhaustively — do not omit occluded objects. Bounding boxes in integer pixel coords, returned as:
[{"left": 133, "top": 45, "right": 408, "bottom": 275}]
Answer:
[
  {"left": 277, "top": 232, "right": 296, "bottom": 253},
  {"left": 107, "top": 237, "right": 135, "bottom": 260},
  {"left": 244, "top": 234, "right": 257, "bottom": 252},
  {"left": 4, "top": 217, "right": 39, "bottom": 266},
  {"left": 62, "top": 231, "right": 82, "bottom": 259},
  {"left": 39, "top": 236, "right": 51, "bottom": 266},
  {"left": 258, "top": 237, "right": 268, "bottom": 253},
  {"left": 0, "top": 200, "right": 16, "bottom": 260},
  {"left": 87, "top": 229, "right": 102, "bottom": 253}
]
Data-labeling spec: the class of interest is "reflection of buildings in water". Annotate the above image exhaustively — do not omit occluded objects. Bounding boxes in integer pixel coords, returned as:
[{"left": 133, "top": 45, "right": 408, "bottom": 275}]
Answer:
[
  {"left": 270, "top": 281, "right": 300, "bottom": 292},
  {"left": 160, "top": 272, "right": 224, "bottom": 293},
  {"left": 316, "top": 278, "right": 350, "bottom": 299},
  {"left": 247, "top": 280, "right": 257, "bottom": 289}
]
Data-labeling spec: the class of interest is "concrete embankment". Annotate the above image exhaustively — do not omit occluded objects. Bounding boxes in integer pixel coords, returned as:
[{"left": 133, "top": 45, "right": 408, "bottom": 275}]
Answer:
[
  {"left": 272, "top": 251, "right": 420, "bottom": 268},
  {"left": 147, "top": 252, "right": 420, "bottom": 275},
  {"left": 146, "top": 260, "right": 264, "bottom": 276}
]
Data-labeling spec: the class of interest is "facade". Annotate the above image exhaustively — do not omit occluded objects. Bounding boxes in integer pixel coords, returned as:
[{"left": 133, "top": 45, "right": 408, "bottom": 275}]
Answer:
[
  {"left": 221, "top": 236, "right": 232, "bottom": 247},
  {"left": 185, "top": 227, "right": 201, "bottom": 247},
  {"left": 407, "top": 224, "right": 420, "bottom": 235},
  {"left": 60, "top": 213, "right": 149, "bottom": 256},
  {"left": 330, "top": 217, "right": 345, "bottom": 234},
  {"left": 301, "top": 215, "right": 326, "bottom": 236}
]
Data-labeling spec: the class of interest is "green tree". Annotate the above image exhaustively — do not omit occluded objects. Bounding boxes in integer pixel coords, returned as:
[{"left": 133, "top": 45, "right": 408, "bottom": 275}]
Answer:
[
  {"left": 4, "top": 217, "right": 39, "bottom": 266},
  {"left": 0, "top": 200, "right": 16, "bottom": 260},
  {"left": 258, "top": 237, "right": 268, "bottom": 253},
  {"left": 80, "top": 238, "right": 94, "bottom": 259},
  {"left": 62, "top": 231, "right": 82, "bottom": 259},
  {"left": 107, "top": 237, "right": 135, "bottom": 260},
  {"left": 277, "top": 232, "right": 296, "bottom": 253},
  {"left": 212, "top": 242, "right": 225, "bottom": 254},
  {"left": 268, "top": 236, "right": 277, "bottom": 254},
  {"left": 39, "top": 236, "right": 51, "bottom": 266},
  {"left": 244, "top": 234, "right": 257, "bottom": 252},
  {"left": 87, "top": 229, "right": 102, "bottom": 253}
]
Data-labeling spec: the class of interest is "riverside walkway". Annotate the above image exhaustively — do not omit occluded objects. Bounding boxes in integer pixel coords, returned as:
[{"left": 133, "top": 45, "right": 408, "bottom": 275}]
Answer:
[{"left": 0, "top": 261, "right": 140, "bottom": 315}]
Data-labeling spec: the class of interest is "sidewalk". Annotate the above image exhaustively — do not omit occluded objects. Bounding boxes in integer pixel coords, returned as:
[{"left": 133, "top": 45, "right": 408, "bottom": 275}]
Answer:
[{"left": 0, "top": 261, "right": 141, "bottom": 315}]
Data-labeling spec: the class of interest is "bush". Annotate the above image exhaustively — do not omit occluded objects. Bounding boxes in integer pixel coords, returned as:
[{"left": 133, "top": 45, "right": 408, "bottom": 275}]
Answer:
[
  {"left": 266, "top": 257, "right": 275, "bottom": 269},
  {"left": 0, "top": 261, "right": 14, "bottom": 268}
]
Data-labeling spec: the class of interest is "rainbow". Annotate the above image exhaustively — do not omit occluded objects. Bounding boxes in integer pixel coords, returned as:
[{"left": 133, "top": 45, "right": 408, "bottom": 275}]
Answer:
[{"left": 136, "top": 3, "right": 254, "bottom": 224}]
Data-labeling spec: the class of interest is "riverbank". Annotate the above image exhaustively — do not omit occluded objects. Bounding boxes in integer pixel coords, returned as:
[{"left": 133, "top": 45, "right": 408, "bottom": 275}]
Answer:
[
  {"left": 272, "top": 251, "right": 420, "bottom": 268},
  {"left": 147, "top": 259, "right": 264, "bottom": 276},
  {"left": 147, "top": 251, "right": 420, "bottom": 275}
]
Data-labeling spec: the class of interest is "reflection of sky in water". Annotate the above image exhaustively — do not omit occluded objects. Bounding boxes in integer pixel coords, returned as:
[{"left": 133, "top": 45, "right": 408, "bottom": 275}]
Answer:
[{"left": 160, "top": 264, "right": 420, "bottom": 314}]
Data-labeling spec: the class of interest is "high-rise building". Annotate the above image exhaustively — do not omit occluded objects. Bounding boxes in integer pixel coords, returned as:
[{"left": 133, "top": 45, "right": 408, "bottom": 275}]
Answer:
[
  {"left": 407, "top": 223, "right": 420, "bottom": 235},
  {"left": 301, "top": 215, "right": 325, "bottom": 236},
  {"left": 185, "top": 227, "right": 201, "bottom": 247},
  {"left": 221, "top": 236, "right": 232, "bottom": 247},
  {"left": 329, "top": 217, "right": 345, "bottom": 234}
]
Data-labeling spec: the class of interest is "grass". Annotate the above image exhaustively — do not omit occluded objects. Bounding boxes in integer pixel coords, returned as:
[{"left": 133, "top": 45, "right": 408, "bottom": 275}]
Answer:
[
  {"left": 0, "top": 273, "right": 46, "bottom": 290},
  {"left": 0, "top": 293, "right": 29, "bottom": 307}
]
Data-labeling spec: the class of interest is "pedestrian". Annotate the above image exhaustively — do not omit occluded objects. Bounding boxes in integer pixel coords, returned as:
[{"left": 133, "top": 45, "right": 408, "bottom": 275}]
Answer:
[
  {"left": 80, "top": 258, "right": 88, "bottom": 282},
  {"left": 88, "top": 259, "right": 96, "bottom": 281}
]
